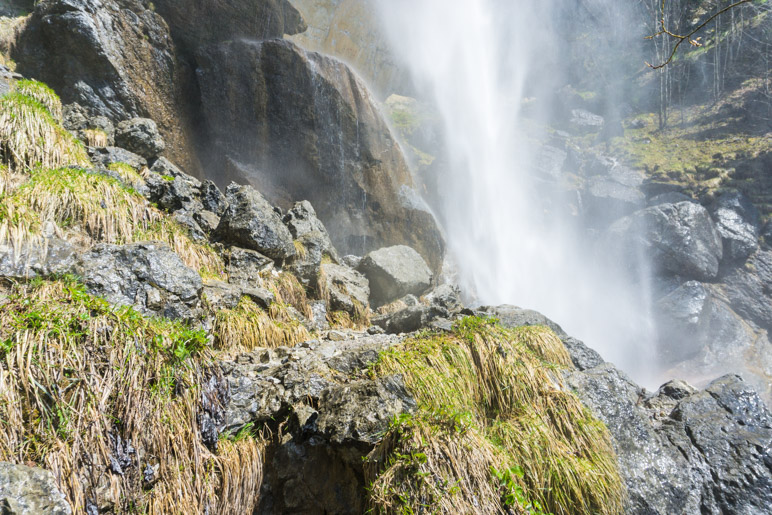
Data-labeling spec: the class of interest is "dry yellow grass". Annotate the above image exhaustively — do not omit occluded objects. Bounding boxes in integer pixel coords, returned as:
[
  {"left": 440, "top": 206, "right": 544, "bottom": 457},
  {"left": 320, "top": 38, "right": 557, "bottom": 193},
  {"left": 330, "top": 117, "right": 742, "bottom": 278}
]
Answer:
[
  {"left": 366, "top": 317, "right": 624, "bottom": 515},
  {"left": 213, "top": 297, "right": 310, "bottom": 352},
  {"left": 14, "top": 79, "right": 63, "bottom": 121},
  {"left": 0, "top": 92, "right": 89, "bottom": 173},
  {"left": 0, "top": 278, "right": 266, "bottom": 513}
]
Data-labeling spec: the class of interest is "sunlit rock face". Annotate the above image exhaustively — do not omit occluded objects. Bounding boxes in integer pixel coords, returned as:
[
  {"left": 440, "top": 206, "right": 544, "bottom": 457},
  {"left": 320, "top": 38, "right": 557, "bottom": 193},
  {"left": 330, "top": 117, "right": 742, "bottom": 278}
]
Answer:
[
  {"left": 286, "top": 0, "right": 408, "bottom": 97},
  {"left": 195, "top": 39, "right": 444, "bottom": 273},
  {"left": 11, "top": 0, "right": 194, "bottom": 167}
]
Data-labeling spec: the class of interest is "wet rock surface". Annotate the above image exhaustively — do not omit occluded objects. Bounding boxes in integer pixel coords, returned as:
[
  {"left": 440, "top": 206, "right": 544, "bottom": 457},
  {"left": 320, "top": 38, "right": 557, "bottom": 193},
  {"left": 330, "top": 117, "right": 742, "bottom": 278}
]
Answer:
[
  {"left": 607, "top": 201, "right": 723, "bottom": 280},
  {"left": 723, "top": 249, "right": 772, "bottom": 331},
  {"left": 0, "top": 462, "right": 72, "bottom": 515},
  {"left": 11, "top": 0, "right": 192, "bottom": 167},
  {"left": 357, "top": 245, "right": 432, "bottom": 307},
  {"left": 566, "top": 363, "right": 772, "bottom": 515},
  {"left": 75, "top": 242, "right": 203, "bottom": 319},
  {"left": 195, "top": 38, "right": 444, "bottom": 273}
]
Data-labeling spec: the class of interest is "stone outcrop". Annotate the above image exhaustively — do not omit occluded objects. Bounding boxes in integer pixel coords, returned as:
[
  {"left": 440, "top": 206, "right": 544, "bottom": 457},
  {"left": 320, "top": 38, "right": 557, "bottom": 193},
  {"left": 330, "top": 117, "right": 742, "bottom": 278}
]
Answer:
[
  {"left": 357, "top": 245, "right": 432, "bottom": 307},
  {"left": 220, "top": 335, "right": 414, "bottom": 514},
  {"left": 11, "top": 0, "right": 194, "bottom": 168},
  {"left": 0, "top": 462, "right": 71, "bottom": 515},
  {"left": 75, "top": 242, "right": 203, "bottom": 320},
  {"left": 607, "top": 201, "right": 723, "bottom": 280},
  {"left": 195, "top": 38, "right": 444, "bottom": 273},
  {"left": 215, "top": 183, "right": 296, "bottom": 261}
]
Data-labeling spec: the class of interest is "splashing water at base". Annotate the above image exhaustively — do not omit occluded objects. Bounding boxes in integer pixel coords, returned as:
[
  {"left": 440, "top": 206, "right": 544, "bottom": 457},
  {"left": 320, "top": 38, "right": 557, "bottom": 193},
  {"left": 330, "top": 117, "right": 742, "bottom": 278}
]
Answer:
[{"left": 377, "top": 0, "right": 658, "bottom": 385}]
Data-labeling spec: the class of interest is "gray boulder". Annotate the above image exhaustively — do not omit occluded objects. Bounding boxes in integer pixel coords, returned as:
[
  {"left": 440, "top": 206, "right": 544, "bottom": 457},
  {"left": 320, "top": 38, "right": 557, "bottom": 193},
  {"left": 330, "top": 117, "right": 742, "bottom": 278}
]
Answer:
[
  {"left": 583, "top": 175, "right": 645, "bottom": 222},
  {"left": 320, "top": 263, "right": 370, "bottom": 316},
  {"left": 63, "top": 103, "right": 115, "bottom": 146},
  {"left": 607, "top": 201, "right": 723, "bottom": 280},
  {"left": 478, "top": 304, "right": 567, "bottom": 336},
  {"left": 215, "top": 184, "right": 296, "bottom": 261},
  {"left": 566, "top": 365, "right": 772, "bottom": 514},
  {"left": 357, "top": 246, "right": 432, "bottom": 307},
  {"left": 710, "top": 191, "right": 761, "bottom": 262},
  {"left": 423, "top": 284, "right": 465, "bottom": 314},
  {"left": 200, "top": 180, "right": 227, "bottom": 216},
  {"left": 570, "top": 109, "right": 604, "bottom": 134},
  {"left": 0, "top": 462, "right": 71, "bottom": 515},
  {"left": 0, "top": 237, "right": 77, "bottom": 279},
  {"left": 146, "top": 158, "right": 201, "bottom": 212},
  {"left": 655, "top": 281, "right": 713, "bottom": 362},
  {"left": 115, "top": 118, "right": 166, "bottom": 161},
  {"left": 75, "top": 242, "right": 203, "bottom": 319},
  {"left": 284, "top": 201, "right": 340, "bottom": 288},
  {"left": 90, "top": 147, "right": 147, "bottom": 170},
  {"left": 226, "top": 247, "right": 273, "bottom": 289},
  {"left": 372, "top": 304, "right": 449, "bottom": 334},
  {"left": 723, "top": 250, "right": 772, "bottom": 331},
  {"left": 534, "top": 145, "right": 567, "bottom": 180}
]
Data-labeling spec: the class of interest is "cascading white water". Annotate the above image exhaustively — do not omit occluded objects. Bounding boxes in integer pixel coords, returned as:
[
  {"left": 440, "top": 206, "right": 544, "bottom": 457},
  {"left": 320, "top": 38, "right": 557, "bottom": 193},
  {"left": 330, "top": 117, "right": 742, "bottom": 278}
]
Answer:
[{"left": 377, "top": 0, "right": 657, "bottom": 383}]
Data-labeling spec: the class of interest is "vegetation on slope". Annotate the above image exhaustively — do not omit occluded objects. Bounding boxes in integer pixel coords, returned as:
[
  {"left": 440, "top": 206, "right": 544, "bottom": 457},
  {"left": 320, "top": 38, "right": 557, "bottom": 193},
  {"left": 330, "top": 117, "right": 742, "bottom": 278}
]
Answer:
[
  {"left": 365, "top": 317, "right": 625, "bottom": 515},
  {"left": 0, "top": 277, "right": 265, "bottom": 513}
]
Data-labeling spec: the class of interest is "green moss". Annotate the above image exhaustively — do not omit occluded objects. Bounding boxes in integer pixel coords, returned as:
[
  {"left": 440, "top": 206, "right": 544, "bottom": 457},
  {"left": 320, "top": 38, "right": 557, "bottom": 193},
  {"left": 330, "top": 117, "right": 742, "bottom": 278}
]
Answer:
[{"left": 366, "top": 317, "right": 624, "bottom": 515}]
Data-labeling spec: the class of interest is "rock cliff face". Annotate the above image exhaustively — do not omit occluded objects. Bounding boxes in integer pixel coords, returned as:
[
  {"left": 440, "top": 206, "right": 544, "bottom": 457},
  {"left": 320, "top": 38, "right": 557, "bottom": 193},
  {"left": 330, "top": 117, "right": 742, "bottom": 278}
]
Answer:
[
  {"left": 286, "top": 0, "right": 407, "bottom": 97},
  {"left": 10, "top": 0, "right": 196, "bottom": 168},
  {"left": 196, "top": 38, "right": 443, "bottom": 272}
]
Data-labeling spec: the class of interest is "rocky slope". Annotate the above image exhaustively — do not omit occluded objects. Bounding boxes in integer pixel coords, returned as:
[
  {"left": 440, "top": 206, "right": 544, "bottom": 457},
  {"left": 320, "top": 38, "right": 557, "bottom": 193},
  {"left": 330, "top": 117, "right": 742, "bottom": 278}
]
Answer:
[
  {"left": 0, "top": 2, "right": 771, "bottom": 514},
  {"left": 0, "top": 73, "right": 770, "bottom": 515},
  {"left": 5, "top": 0, "right": 442, "bottom": 272}
]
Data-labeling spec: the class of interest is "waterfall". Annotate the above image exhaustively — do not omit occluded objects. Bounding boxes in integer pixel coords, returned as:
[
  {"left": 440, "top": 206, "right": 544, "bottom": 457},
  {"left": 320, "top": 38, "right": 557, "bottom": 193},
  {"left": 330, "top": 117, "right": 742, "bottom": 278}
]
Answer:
[{"left": 377, "top": 0, "right": 657, "bottom": 384}]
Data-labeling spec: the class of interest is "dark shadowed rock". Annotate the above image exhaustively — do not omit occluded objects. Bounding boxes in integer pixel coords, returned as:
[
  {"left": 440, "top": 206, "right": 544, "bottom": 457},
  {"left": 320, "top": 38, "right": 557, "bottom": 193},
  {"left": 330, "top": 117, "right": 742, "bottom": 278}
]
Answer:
[
  {"left": 283, "top": 201, "right": 338, "bottom": 260},
  {"left": 115, "top": 118, "right": 165, "bottom": 161},
  {"left": 151, "top": 0, "right": 305, "bottom": 53},
  {"left": 63, "top": 102, "right": 115, "bottom": 146},
  {"left": 357, "top": 246, "right": 432, "bottom": 307},
  {"left": 606, "top": 201, "right": 723, "bottom": 280},
  {"left": 75, "top": 242, "right": 202, "bottom": 319},
  {"left": 215, "top": 184, "right": 296, "bottom": 261},
  {"left": 200, "top": 180, "right": 227, "bottom": 216},
  {"left": 146, "top": 157, "right": 202, "bottom": 212},
  {"left": 226, "top": 247, "right": 273, "bottom": 289},
  {"left": 723, "top": 250, "right": 772, "bottom": 331},
  {"left": 321, "top": 263, "right": 370, "bottom": 316},
  {"left": 195, "top": 38, "right": 444, "bottom": 273},
  {"left": 710, "top": 191, "right": 761, "bottom": 262},
  {"left": 220, "top": 335, "right": 413, "bottom": 514},
  {"left": 655, "top": 281, "right": 713, "bottom": 362},
  {"left": 90, "top": 146, "right": 147, "bottom": 170},
  {"left": 0, "top": 462, "right": 71, "bottom": 515}
]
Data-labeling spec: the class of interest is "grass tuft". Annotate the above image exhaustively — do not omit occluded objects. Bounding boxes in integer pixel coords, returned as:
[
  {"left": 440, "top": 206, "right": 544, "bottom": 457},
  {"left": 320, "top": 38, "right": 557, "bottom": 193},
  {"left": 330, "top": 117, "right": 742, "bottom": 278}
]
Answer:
[
  {"left": 366, "top": 317, "right": 624, "bottom": 515},
  {"left": 213, "top": 297, "right": 310, "bottom": 352},
  {"left": 0, "top": 92, "right": 89, "bottom": 173},
  {"left": 14, "top": 80, "right": 63, "bottom": 121}
]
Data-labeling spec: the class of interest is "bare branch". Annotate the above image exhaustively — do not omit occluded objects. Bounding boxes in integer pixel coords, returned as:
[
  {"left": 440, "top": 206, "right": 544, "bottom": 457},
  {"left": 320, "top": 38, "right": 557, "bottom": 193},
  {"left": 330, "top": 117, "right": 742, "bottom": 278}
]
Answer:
[{"left": 645, "top": 0, "right": 754, "bottom": 69}]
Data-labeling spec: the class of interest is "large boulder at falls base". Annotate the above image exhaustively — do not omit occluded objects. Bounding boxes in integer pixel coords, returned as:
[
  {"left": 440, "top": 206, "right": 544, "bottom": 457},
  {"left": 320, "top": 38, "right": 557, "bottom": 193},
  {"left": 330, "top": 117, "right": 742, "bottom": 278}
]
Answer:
[
  {"left": 357, "top": 245, "right": 432, "bottom": 307},
  {"left": 723, "top": 249, "right": 772, "bottom": 331},
  {"left": 195, "top": 38, "right": 444, "bottom": 274},
  {"left": 606, "top": 201, "right": 723, "bottom": 280},
  {"left": 0, "top": 462, "right": 71, "bottom": 514},
  {"left": 214, "top": 184, "right": 296, "bottom": 261},
  {"left": 320, "top": 263, "right": 370, "bottom": 316}
]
